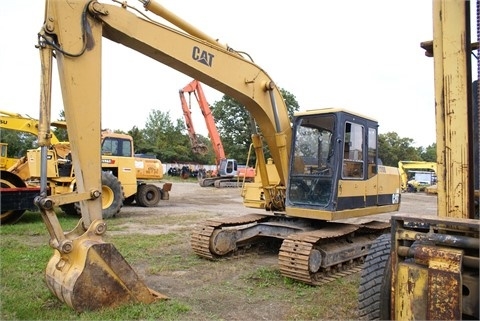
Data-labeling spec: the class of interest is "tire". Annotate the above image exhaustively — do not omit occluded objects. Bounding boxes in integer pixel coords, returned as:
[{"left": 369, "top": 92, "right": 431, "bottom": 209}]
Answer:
[
  {"left": 60, "top": 203, "right": 79, "bottom": 216},
  {"left": 358, "top": 233, "right": 392, "bottom": 320},
  {"left": 100, "top": 171, "right": 124, "bottom": 219},
  {"left": 135, "top": 184, "right": 161, "bottom": 207},
  {"left": 60, "top": 172, "right": 123, "bottom": 218},
  {"left": 123, "top": 195, "right": 136, "bottom": 205},
  {"left": 59, "top": 182, "right": 80, "bottom": 216},
  {"left": 0, "top": 170, "right": 28, "bottom": 224}
]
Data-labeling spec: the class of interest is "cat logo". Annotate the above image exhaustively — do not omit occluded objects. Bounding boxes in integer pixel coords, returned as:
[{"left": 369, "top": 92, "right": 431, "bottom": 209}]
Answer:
[{"left": 192, "top": 46, "right": 214, "bottom": 67}]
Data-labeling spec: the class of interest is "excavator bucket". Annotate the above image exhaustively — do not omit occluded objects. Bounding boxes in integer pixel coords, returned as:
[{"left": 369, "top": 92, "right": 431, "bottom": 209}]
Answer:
[{"left": 44, "top": 221, "right": 167, "bottom": 312}]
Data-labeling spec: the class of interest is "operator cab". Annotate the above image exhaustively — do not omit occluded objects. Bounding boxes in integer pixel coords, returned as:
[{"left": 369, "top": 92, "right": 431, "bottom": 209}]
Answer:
[
  {"left": 286, "top": 108, "right": 385, "bottom": 214},
  {"left": 218, "top": 158, "right": 238, "bottom": 177},
  {"left": 101, "top": 135, "right": 133, "bottom": 157}
]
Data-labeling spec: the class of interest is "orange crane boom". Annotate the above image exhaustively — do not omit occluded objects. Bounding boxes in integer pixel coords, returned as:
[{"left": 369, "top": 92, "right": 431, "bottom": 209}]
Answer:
[
  {"left": 179, "top": 79, "right": 255, "bottom": 187},
  {"left": 179, "top": 79, "right": 225, "bottom": 162}
]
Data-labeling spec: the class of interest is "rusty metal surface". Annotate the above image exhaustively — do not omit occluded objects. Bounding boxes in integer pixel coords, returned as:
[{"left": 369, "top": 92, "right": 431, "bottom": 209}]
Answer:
[
  {"left": 394, "top": 245, "right": 463, "bottom": 320},
  {"left": 392, "top": 214, "right": 479, "bottom": 320},
  {"left": 278, "top": 236, "right": 368, "bottom": 285},
  {"left": 392, "top": 214, "right": 480, "bottom": 231},
  {"left": 45, "top": 242, "right": 165, "bottom": 312},
  {"left": 190, "top": 224, "right": 216, "bottom": 259}
]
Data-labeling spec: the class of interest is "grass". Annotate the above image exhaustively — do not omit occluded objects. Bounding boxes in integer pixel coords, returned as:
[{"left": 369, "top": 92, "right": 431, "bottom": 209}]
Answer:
[
  {"left": 0, "top": 212, "right": 193, "bottom": 320},
  {"left": 0, "top": 195, "right": 362, "bottom": 321}
]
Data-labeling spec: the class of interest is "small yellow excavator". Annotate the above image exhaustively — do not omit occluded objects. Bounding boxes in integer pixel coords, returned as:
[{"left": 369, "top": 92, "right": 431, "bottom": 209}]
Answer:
[{"left": 397, "top": 160, "right": 437, "bottom": 192}]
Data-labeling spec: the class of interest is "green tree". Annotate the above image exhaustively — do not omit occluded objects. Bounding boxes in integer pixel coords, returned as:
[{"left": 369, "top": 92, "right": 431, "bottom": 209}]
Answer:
[
  {"left": 140, "top": 109, "right": 193, "bottom": 163},
  {"left": 52, "top": 110, "right": 68, "bottom": 141},
  {"left": 0, "top": 130, "right": 37, "bottom": 158},
  {"left": 127, "top": 126, "right": 149, "bottom": 155},
  {"left": 211, "top": 87, "right": 299, "bottom": 164},
  {"left": 419, "top": 143, "right": 437, "bottom": 162},
  {"left": 128, "top": 112, "right": 213, "bottom": 164},
  {"left": 378, "top": 132, "right": 421, "bottom": 167}
]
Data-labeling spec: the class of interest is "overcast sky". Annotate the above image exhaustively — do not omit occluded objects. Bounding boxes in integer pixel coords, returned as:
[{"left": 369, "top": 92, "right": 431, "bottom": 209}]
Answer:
[{"left": 0, "top": 1, "right": 452, "bottom": 148}]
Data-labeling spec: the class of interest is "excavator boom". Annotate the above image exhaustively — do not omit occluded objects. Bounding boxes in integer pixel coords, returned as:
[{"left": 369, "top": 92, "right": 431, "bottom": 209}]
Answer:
[
  {"left": 179, "top": 83, "right": 208, "bottom": 155},
  {"left": 397, "top": 160, "right": 437, "bottom": 192},
  {"left": 179, "top": 79, "right": 255, "bottom": 188},
  {"left": 37, "top": 0, "right": 290, "bottom": 311},
  {"left": 0, "top": 110, "right": 68, "bottom": 224},
  {"left": 180, "top": 79, "right": 226, "bottom": 161}
]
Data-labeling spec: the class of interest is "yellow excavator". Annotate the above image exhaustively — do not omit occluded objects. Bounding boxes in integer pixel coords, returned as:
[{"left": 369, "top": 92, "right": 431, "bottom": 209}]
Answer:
[
  {"left": 0, "top": 110, "right": 64, "bottom": 170},
  {"left": 358, "top": 1, "right": 479, "bottom": 319},
  {"left": 36, "top": 0, "right": 401, "bottom": 312},
  {"left": 397, "top": 160, "right": 437, "bottom": 192}
]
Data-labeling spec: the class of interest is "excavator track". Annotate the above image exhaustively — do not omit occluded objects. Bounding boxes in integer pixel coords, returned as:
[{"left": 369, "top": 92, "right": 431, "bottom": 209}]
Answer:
[
  {"left": 278, "top": 221, "right": 391, "bottom": 285},
  {"left": 190, "top": 213, "right": 270, "bottom": 259},
  {"left": 214, "top": 179, "right": 244, "bottom": 188},
  {"left": 192, "top": 213, "right": 391, "bottom": 286}
]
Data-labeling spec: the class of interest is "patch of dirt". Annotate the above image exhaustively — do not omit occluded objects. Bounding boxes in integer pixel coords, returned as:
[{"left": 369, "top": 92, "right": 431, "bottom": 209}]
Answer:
[{"left": 109, "top": 182, "right": 438, "bottom": 320}]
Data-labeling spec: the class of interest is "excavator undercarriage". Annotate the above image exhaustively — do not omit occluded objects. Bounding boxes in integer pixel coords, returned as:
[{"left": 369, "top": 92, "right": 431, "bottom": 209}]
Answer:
[{"left": 191, "top": 214, "right": 390, "bottom": 285}]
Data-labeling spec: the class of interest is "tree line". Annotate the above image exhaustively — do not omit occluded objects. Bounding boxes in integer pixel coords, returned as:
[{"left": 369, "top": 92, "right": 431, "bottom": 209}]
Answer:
[{"left": 1, "top": 88, "right": 436, "bottom": 168}]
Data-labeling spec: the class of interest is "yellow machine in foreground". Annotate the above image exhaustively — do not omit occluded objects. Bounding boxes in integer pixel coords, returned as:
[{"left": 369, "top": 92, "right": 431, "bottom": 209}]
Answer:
[
  {"left": 358, "top": 1, "right": 479, "bottom": 320},
  {"left": 36, "top": 0, "right": 400, "bottom": 311}
]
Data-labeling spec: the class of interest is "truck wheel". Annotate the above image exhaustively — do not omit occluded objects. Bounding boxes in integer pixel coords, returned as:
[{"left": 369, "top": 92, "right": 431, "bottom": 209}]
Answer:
[
  {"left": 358, "top": 233, "right": 392, "bottom": 320},
  {"left": 59, "top": 182, "right": 80, "bottom": 216},
  {"left": 135, "top": 184, "right": 161, "bottom": 207},
  {"left": 0, "top": 171, "right": 27, "bottom": 224},
  {"left": 101, "top": 171, "right": 124, "bottom": 219},
  {"left": 60, "top": 203, "right": 79, "bottom": 216}
]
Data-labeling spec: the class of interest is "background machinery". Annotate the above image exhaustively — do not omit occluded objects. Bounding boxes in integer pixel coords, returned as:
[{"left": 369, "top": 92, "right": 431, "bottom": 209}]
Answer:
[
  {"left": 0, "top": 110, "right": 171, "bottom": 224},
  {"left": 397, "top": 160, "right": 437, "bottom": 192},
  {"left": 36, "top": 0, "right": 401, "bottom": 311},
  {"left": 99, "top": 130, "right": 172, "bottom": 211},
  {"left": 179, "top": 79, "right": 255, "bottom": 187},
  {"left": 0, "top": 110, "right": 63, "bottom": 169},
  {"left": 0, "top": 110, "right": 68, "bottom": 224},
  {"left": 358, "top": 1, "right": 479, "bottom": 319}
]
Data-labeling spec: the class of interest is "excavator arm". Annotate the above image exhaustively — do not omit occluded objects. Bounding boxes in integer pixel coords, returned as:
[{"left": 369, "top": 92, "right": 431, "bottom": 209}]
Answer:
[
  {"left": 103, "top": 0, "right": 290, "bottom": 179},
  {"left": 179, "top": 83, "right": 209, "bottom": 155},
  {"left": 36, "top": 0, "right": 291, "bottom": 311},
  {"left": 180, "top": 79, "right": 226, "bottom": 162},
  {"left": 0, "top": 110, "right": 67, "bottom": 174}
]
